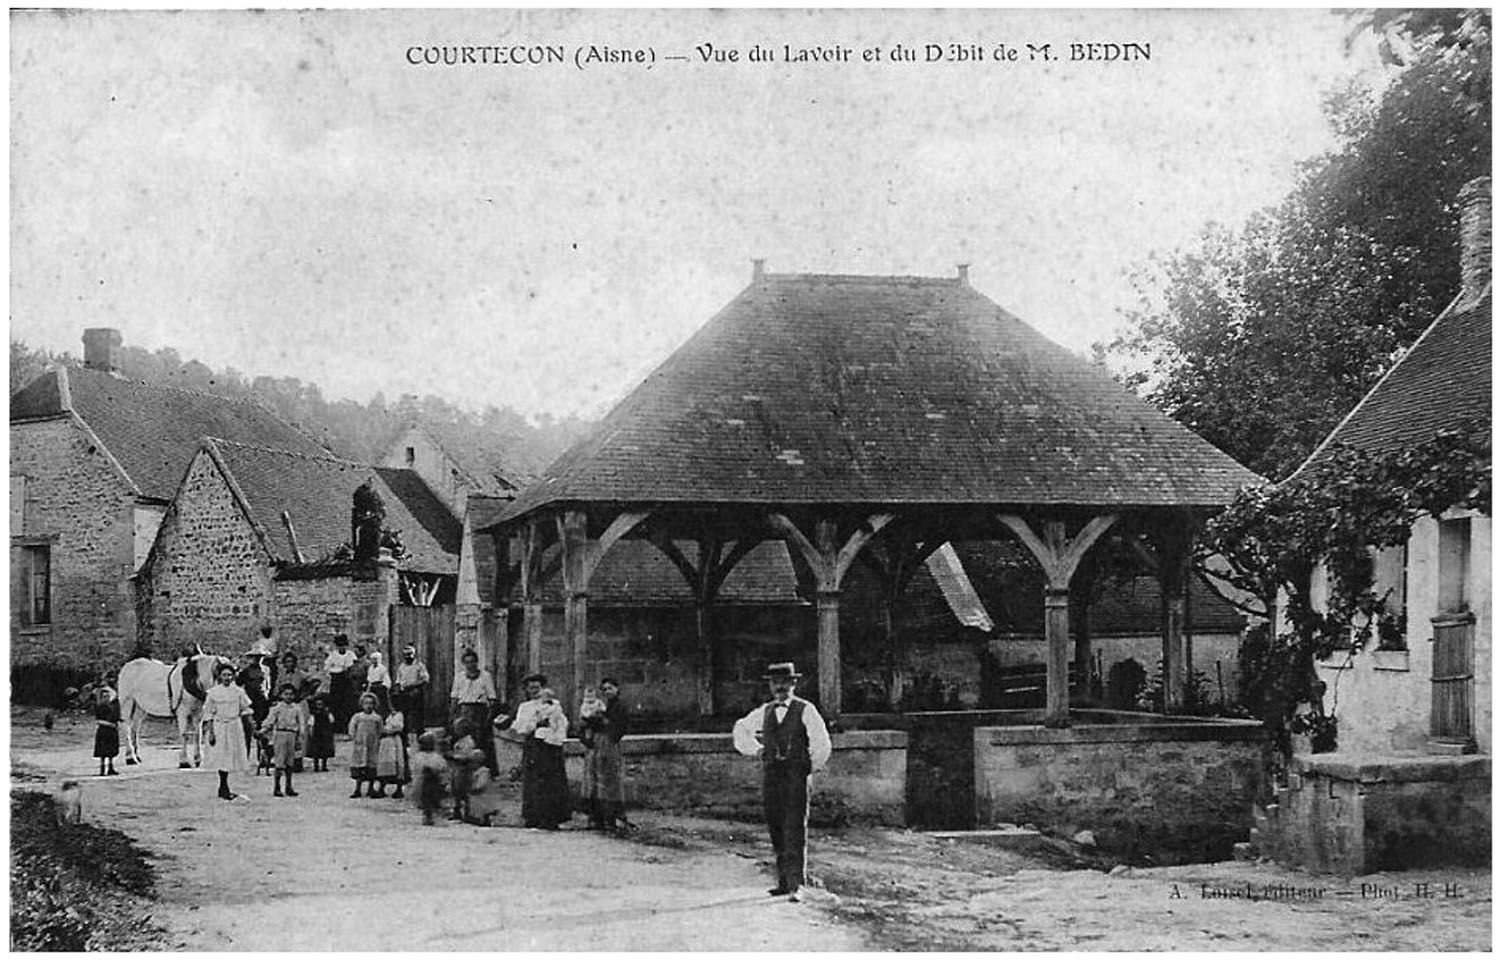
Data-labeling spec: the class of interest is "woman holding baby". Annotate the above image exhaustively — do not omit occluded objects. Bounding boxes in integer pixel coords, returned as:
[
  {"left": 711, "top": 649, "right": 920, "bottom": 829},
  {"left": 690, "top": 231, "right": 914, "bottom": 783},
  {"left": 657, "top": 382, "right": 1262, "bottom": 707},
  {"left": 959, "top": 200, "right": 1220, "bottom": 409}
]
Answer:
[{"left": 513, "top": 673, "right": 571, "bottom": 830}]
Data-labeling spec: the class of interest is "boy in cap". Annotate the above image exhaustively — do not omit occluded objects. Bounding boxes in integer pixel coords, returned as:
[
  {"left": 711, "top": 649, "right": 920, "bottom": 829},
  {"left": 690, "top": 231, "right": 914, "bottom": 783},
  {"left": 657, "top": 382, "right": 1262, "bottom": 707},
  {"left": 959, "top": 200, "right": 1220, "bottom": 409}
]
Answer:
[{"left": 732, "top": 662, "right": 831, "bottom": 902}]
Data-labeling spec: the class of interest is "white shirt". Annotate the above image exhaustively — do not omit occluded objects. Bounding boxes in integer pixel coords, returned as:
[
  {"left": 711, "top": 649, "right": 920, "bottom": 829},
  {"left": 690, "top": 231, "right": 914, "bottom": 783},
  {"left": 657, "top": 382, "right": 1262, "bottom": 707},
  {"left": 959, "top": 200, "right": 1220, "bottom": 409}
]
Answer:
[
  {"left": 732, "top": 697, "right": 832, "bottom": 770},
  {"left": 366, "top": 661, "right": 391, "bottom": 688},
  {"left": 450, "top": 670, "right": 497, "bottom": 705},
  {"left": 513, "top": 699, "right": 569, "bottom": 746},
  {"left": 324, "top": 650, "right": 356, "bottom": 674}
]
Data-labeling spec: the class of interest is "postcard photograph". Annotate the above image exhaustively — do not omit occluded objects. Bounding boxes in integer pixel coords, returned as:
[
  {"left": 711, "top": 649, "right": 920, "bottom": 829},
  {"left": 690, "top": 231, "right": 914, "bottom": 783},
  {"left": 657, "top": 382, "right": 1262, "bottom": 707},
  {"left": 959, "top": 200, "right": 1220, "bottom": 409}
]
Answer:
[{"left": 6, "top": 5, "right": 1492, "bottom": 952}]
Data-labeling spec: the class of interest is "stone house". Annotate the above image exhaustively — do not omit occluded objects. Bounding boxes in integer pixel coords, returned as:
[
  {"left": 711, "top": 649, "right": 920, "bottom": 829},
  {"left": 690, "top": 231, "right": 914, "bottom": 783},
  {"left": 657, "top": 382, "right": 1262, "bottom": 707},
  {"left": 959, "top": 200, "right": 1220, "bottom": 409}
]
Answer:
[
  {"left": 9, "top": 329, "right": 333, "bottom": 688},
  {"left": 380, "top": 424, "right": 521, "bottom": 517},
  {"left": 1254, "top": 177, "right": 1491, "bottom": 873},
  {"left": 135, "top": 437, "right": 461, "bottom": 666}
]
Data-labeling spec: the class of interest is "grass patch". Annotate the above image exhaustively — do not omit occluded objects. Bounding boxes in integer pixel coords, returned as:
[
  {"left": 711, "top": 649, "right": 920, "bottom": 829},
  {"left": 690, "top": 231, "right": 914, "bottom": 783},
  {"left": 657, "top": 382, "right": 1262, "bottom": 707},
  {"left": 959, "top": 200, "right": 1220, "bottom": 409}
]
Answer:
[{"left": 9, "top": 790, "right": 169, "bottom": 951}]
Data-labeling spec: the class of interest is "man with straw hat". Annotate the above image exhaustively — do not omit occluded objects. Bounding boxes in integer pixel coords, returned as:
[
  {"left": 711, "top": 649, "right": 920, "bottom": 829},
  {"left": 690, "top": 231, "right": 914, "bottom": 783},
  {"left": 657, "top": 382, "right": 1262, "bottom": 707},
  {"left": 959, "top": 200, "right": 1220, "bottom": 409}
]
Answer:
[{"left": 732, "top": 661, "right": 831, "bottom": 902}]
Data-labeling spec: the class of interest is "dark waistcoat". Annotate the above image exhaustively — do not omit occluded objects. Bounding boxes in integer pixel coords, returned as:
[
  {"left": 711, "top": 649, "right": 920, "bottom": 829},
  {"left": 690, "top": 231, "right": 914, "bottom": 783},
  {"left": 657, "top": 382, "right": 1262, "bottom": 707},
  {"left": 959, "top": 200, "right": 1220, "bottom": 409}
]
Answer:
[{"left": 761, "top": 698, "right": 810, "bottom": 769}]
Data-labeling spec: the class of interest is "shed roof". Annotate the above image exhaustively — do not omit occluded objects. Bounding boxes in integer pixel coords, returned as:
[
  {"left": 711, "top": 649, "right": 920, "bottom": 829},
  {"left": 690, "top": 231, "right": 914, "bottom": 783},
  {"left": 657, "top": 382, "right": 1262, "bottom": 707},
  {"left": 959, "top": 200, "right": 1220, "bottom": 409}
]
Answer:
[
  {"left": 205, "top": 439, "right": 461, "bottom": 574},
  {"left": 1298, "top": 287, "right": 1492, "bottom": 474},
  {"left": 503, "top": 273, "right": 1259, "bottom": 520},
  {"left": 11, "top": 366, "right": 332, "bottom": 500}
]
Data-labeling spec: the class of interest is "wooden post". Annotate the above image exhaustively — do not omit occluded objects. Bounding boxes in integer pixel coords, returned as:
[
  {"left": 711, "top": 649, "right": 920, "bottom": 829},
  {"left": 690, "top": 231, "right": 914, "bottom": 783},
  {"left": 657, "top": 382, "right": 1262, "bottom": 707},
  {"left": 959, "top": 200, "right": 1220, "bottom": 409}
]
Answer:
[
  {"left": 768, "top": 511, "right": 895, "bottom": 720},
  {"left": 652, "top": 534, "right": 759, "bottom": 718},
  {"left": 518, "top": 519, "right": 547, "bottom": 678},
  {"left": 559, "top": 510, "right": 591, "bottom": 717},
  {"left": 1044, "top": 588, "right": 1071, "bottom": 726},
  {"left": 1157, "top": 515, "right": 1192, "bottom": 713},
  {"left": 997, "top": 513, "right": 1119, "bottom": 730}
]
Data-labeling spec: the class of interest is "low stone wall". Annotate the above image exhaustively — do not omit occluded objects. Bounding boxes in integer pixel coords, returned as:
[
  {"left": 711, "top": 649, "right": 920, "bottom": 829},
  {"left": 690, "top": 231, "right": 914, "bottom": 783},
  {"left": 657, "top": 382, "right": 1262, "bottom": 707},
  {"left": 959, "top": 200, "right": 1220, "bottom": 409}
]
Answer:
[
  {"left": 1253, "top": 753, "right": 1492, "bottom": 874},
  {"left": 974, "top": 718, "right": 1268, "bottom": 862},
  {"left": 557, "top": 730, "right": 907, "bottom": 826}
]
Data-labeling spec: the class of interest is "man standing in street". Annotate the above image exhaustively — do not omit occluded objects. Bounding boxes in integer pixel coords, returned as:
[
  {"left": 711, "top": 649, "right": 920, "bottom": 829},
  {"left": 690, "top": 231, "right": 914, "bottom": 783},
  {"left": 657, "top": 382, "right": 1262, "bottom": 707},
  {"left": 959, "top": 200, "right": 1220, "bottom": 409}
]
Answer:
[
  {"left": 732, "top": 662, "right": 832, "bottom": 902},
  {"left": 449, "top": 649, "right": 498, "bottom": 772},
  {"left": 392, "top": 643, "right": 430, "bottom": 737}
]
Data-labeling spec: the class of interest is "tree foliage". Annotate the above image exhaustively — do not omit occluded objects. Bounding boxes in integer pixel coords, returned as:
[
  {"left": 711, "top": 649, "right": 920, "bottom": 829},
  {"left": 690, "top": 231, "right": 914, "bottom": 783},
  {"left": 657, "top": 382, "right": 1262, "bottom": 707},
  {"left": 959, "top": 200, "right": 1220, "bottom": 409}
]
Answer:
[
  {"left": 1200, "top": 423, "right": 1491, "bottom": 756},
  {"left": 1105, "top": 9, "right": 1490, "bottom": 480}
]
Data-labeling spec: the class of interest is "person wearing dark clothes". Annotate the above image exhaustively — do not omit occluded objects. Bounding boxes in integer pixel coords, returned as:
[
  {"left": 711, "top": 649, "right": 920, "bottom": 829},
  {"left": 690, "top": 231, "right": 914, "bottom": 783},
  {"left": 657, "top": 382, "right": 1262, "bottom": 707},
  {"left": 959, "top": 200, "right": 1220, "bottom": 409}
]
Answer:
[
  {"left": 513, "top": 675, "right": 570, "bottom": 830},
  {"left": 732, "top": 662, "right": 832, "bottom": 903},
  {"left": 93, "top": 686, "right": 121, "bottom": 776},
  {"left": 307, "top": 695, "right": 337, "bottom": 771},
  {"left": 579, "top": 678, "right": 630, "bottom": 832}
]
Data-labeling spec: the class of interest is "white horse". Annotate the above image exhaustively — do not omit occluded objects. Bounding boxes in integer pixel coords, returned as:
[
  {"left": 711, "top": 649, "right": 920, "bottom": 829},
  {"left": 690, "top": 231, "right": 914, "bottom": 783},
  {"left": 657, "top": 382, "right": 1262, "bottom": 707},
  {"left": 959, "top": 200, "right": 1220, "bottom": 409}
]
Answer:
[{"left": 117, "top": 651, "right": 227, "bottom": 768}]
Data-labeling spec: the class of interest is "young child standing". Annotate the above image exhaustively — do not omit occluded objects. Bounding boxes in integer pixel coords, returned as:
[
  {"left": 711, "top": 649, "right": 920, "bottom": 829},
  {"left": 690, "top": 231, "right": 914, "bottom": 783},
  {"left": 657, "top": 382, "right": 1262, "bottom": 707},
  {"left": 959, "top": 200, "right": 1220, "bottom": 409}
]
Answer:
[
  {"left": 411, "top": 731, "right": 447, "bottom": 825},
  {"left": 374, "top": 708, "right": 408, "bottom": 799},
  {"left": 308, "top": 695, "right": 336, "bottom": 771},
  {"left": 347, "top": 693, "right": 383, "bottom": 798},
  {"left": 444, "top": 718, "right": 485, "bottom": 821},
  {"left": 260, "top": 683, "right": 308, "bottom": 797},
  {"left": 93, "top": 686, "right": 121, "bottom": 776}
]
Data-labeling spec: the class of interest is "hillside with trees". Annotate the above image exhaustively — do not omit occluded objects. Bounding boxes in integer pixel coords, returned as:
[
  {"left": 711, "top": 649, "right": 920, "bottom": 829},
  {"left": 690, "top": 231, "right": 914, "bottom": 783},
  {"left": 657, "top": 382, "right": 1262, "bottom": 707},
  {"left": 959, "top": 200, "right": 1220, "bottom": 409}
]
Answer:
[{"left": 9, "top": 338, "right": 590, "bottom": 480}]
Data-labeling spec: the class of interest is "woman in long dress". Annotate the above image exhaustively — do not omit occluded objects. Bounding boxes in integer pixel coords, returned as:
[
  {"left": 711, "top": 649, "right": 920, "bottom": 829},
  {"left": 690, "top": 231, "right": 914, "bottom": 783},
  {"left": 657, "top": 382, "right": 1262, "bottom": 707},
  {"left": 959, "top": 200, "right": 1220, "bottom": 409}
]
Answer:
[
  {"left": 514, "top": 675, "right": 571, "bottom": 830},
  {"left": 580, "top": 678, "right": 629, "bottom": 832},
  {"left": 202, "top": 663, "right": 253, "bottom": 800}
]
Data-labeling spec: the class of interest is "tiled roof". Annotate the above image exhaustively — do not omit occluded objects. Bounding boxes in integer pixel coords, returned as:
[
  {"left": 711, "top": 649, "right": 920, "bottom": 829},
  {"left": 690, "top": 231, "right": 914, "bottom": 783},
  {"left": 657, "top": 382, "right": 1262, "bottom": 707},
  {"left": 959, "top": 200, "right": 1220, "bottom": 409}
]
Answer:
[
  {"left": 11, "top": 366, "right": 332, "bottom": 500},
  {"left": 465, "top": 495, "right": 515, "bottom": 605},
  {"left": 1298, "top": 288, "right": 1492, "bottom": 474},
  {"left": 503, "top": 273, "right": 1260, "bottom": 520},
  {"left": 410, "top": 423, "right": 530, "bottom": 494},
  {"left": 207, "top": 439, "right": 461, "bottom": 574}
]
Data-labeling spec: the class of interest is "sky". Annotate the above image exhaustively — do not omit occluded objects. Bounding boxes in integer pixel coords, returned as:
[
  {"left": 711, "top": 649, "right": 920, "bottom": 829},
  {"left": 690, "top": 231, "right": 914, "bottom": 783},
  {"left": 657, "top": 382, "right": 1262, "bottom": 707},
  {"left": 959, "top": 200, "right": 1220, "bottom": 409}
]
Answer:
[{"left": 9, "top": 7, "right": 1385, "bottom": 421}]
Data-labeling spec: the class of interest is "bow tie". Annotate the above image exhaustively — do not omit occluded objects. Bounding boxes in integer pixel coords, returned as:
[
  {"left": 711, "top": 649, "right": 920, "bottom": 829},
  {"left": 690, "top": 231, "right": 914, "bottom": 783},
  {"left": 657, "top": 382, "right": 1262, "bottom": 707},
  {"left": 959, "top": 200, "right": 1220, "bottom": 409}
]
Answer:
[{"left": 774, "top": 701, "right": 789, "bottom": 708}]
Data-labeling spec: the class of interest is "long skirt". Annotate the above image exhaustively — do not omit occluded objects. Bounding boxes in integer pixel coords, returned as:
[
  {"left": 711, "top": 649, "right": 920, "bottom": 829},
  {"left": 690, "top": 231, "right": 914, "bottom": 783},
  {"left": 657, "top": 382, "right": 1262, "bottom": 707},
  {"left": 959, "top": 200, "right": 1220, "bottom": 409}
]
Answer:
[
  {"left": 93, "top": 723, "right": 119, "bottom": 759},
  {"left": 521, "top": 738, "right": 570, "bottom": 829},
  {"left": 582, "top": 737, "right": 625, "bottom": 822},
  {"left": 203, "top": 718, "right": 251, "bottom": 773},
  {"left": 376, "top": 734, "right": 409, "bottom": 784}
]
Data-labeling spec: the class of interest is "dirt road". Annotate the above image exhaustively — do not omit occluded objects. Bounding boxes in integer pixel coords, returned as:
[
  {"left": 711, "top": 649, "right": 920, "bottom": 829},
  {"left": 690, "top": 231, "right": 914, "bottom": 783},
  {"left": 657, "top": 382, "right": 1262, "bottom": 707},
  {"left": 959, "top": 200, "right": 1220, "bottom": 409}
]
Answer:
[{"left": 10, "top": 708, "right": 1492, "bottom": 951}]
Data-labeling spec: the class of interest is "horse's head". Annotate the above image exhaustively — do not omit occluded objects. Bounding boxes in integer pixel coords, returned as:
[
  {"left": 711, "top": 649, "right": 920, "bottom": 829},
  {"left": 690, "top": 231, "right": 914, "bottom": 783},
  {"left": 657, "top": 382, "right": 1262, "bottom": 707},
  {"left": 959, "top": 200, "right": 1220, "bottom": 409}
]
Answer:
[{"left": 180, "top": 653, "right": 226, "bottom": 701}]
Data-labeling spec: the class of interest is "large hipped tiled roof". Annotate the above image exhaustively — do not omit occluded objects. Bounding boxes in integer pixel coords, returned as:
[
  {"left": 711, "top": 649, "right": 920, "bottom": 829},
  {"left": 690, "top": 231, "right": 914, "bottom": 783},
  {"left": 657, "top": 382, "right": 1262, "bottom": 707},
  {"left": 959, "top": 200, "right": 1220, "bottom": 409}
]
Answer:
[
  {"left": 206, "top": 439, "right": 461, "bottom": 574},
  {"left": 1298, "top": 288, "right": 1491, "bottom": 474},
  {"left": 504, "top": 273, "right": 1260, "bottom": 520},
  {"left": 11, "top": 366, "right": 333, "bottom": 500}
]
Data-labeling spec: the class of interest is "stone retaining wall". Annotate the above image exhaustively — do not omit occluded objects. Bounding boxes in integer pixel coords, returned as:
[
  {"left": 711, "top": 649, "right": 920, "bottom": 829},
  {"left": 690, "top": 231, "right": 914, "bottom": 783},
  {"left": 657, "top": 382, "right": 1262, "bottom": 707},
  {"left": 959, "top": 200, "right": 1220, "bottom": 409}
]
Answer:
[
  {"left": 974, "top": 719, "right": 1269, "bottom": 862},
  {"left": 1252, "top": 753, "right": 1491, "bottom": 874},
  {"left": 554, "top": 730, "right": 907, "bottom": 826}
]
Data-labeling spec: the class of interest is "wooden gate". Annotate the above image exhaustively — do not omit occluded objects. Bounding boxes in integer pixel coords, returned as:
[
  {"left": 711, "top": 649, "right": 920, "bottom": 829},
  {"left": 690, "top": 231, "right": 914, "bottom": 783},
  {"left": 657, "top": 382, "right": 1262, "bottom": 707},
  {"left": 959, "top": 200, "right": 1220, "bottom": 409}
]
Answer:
[
  {"left": 1430, "top": 611, "right": 1475, "bottom": 744},
  {"left": 390, "top": 603, "right": 455, "bottom": 726}
]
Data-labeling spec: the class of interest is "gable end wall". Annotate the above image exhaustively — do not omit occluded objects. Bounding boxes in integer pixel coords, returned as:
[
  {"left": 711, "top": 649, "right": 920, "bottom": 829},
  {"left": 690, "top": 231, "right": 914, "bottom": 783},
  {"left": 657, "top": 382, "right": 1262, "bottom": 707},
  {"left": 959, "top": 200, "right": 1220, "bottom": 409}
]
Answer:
[
  {"left": 10, "top": 417, "right": 138, "bottom": 673},
  {"left": 136, "top": 450, "right": 275, "bottom": 655}
]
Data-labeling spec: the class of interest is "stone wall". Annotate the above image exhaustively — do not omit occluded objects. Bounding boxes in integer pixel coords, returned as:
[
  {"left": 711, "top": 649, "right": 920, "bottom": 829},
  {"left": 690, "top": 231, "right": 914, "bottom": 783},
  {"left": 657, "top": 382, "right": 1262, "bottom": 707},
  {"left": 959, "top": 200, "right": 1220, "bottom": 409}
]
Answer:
[
  {"left": 974, "top": 718, "right": 1269, "bottom": 862},
  {"left": 10, "top": 416, "right": 139, "bottom": 676},
  {"left": 1253, "top": 753, "right": 1491, "bottom": 874},
  {"left": 135, "top": 450, "right": 274, "bottom": 656},
  {"left": 551, "top": 730, "right": 907, "bottom": 826},
  {"left": 271, "top": 562, "right": 399, "bottom": 668},
  {"left": 527, "top": 603, "right": 814, "bottom": 718}
]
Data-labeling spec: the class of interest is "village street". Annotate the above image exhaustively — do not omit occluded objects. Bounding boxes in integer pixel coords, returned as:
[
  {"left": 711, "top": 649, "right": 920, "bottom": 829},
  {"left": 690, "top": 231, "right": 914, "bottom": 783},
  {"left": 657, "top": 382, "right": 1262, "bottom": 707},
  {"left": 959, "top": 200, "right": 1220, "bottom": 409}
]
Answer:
[{"left": 10, "top": 708, "right": 1491, "bottom": 951}]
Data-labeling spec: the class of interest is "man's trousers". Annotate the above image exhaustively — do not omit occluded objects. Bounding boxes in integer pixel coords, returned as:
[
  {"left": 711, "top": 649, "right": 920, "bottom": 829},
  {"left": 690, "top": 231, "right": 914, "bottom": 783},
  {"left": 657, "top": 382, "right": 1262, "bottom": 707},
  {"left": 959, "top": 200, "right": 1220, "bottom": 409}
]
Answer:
[{"left": 763, "top": 762, "right": 811, "bottom": 890}]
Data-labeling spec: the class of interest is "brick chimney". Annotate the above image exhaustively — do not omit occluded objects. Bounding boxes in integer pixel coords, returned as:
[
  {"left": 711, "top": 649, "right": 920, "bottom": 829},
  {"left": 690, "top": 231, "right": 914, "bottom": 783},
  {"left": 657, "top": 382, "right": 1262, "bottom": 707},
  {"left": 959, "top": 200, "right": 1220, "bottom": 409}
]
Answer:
[
  {"left": 82, "top": 328, "right": 123, "bottom": 373},
  {"left": 1458, "top": 176, "right": 1491, "bottom": 304}
]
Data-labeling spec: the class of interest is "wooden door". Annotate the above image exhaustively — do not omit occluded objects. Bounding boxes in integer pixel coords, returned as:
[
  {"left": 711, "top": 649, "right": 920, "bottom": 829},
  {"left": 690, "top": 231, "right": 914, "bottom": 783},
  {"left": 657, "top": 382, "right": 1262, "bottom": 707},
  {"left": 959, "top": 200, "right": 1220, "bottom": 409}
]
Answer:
[{"left": 1430, "top": 612, "right": 1475, "bottom": 743}]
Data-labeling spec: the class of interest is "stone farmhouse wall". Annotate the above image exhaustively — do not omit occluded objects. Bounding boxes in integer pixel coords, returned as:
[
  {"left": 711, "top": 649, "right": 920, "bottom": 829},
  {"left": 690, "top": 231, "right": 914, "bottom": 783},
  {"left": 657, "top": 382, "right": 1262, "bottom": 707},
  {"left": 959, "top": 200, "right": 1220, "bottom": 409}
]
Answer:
[
  {"left": 135, "top": 450, "right": 274, "bottom": 657},
  {"left": 10, "top": 415, "right": 140, "bottom": 675}
]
